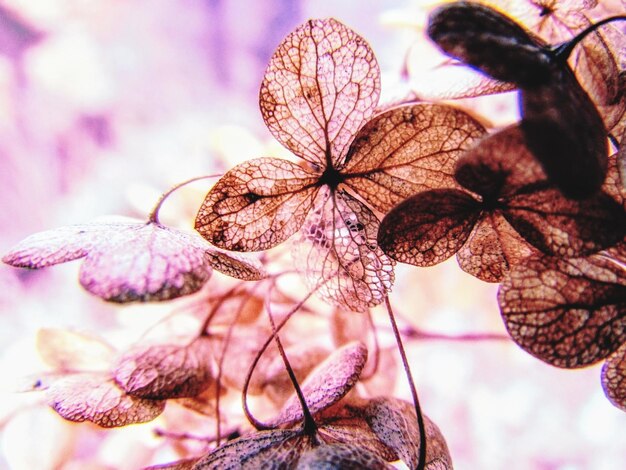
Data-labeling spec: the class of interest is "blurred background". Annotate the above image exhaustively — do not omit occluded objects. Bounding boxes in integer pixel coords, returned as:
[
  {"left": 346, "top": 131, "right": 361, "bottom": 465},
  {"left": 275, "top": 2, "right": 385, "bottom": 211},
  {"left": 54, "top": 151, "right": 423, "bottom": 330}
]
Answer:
[{"left": 0, "top": 0, "right": 625, "bottom": 469}]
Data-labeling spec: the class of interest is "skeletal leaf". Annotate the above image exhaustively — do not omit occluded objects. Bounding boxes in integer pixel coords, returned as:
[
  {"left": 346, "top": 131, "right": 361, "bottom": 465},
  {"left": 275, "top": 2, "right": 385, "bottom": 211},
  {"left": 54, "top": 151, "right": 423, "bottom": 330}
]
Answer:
[
  {"left": 260, "top": 18, "right": 380, "bottom": 169},
  {"left": 270, "top": 341, "right": 368, "bottom": 427},
  {"left": 342, "top": 103, "right": 486, "bottom": 213},
  {"left": 195, "top": 158, "right": 319, "bottom": 251},
  {"left": 192, "top": 429, "right": 311, "bottom": 470},
  {"left": 362, "top": 397, "right": 452, "bottom": 470},
  {"left": 602, "top": 342, "right": 626, "bottom": 412},
  {"left": 36, "top": 328, "right": 115, "bottom": 372},
  {"left": 498, "top": 253, "right": 626, "bottom": 368},
  {"left": 3, "top": 220, "right": 226, "bottom": 302},
  {"left": 296, "top": 443, "right": 394, "bottom": 469},
  {"left": 292, "top": 189, "right": 394, "bottom": 312},
  {"left": 47, "top": 373, "right": 165, "bottom": 427},
  {"left": 114, "top": 337, "right": 214, "bottom": 400}
]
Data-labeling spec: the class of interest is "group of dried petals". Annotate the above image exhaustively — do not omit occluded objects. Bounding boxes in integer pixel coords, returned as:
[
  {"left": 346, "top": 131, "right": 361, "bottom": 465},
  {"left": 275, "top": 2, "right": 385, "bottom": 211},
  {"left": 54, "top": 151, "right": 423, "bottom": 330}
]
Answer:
[
  {"left": 194, "top": 17, "right": 487, "bottom": 312},
  {"left": 171, "top": 342, "right": 452, "bottom": 470},
  {"left": 379, "top": 0, "right": 626, "bottom": 412}
]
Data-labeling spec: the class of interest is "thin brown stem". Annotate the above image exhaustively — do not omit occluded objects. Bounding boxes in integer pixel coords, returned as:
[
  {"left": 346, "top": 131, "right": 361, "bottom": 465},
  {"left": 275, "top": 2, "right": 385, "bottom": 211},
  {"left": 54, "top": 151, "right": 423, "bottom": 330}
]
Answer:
[
  {"left": 148, "top": 174, "right": 222, "bottom": 224},
  {"left": 401, "top": 327, "right": 510, "bottom": 342},
  {"left": 552, "top": 15, "right": 626, "bottom": 62},
  {"left": 265, "top": 287, "right": 317, "bottom": 437},
  {"left": 242, "top": 288, "right": 318, "bottom": 430},
  {"left": 385, "top": 296, "right": 426, "bottom": 470}
]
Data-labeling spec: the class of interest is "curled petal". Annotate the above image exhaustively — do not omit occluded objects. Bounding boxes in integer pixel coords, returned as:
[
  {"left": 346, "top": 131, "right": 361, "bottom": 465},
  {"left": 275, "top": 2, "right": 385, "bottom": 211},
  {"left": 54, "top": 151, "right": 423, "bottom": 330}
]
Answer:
[
  {"left": 520, "top": 67, "right": 609, "bottom": 199},
  {"left": 427, "top": 2, "right": 552, "bottom": 87},
  {"left": 292, "top": 188, "right": 394, "bottom": 312},
  {"left": 378, "top": 189, "right": 481, "bottom": 267},
  {"left": 498, "top": 254, "right": 626, "bottom": 368},
  {"left": 195, "top": 158, "right": 319, "bottom": 251},
  {"left": 270, "top": 342, "right": 367, "bottom": 427},
  {"left": 343, "top": 103, "right": 486, "bottom": 213},
  {"left": 260, "top": 18, "right": 380, "bottom": 168}
]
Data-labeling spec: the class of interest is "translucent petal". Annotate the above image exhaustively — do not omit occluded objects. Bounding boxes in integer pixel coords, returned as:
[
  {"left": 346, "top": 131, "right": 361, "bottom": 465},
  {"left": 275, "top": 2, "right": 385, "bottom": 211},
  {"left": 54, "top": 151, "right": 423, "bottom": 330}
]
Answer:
[
  {"left": 260, "top": 18, "right": 380, "bottom": 168},
  {"left": 195, "top": 158, "right": 319, "bottom": 251},
  {"left": 292, "top": 188, "right": 394, "bottom": 311},
  {"left": 342, "top": 103, "right": 486, "bottom": 213}
]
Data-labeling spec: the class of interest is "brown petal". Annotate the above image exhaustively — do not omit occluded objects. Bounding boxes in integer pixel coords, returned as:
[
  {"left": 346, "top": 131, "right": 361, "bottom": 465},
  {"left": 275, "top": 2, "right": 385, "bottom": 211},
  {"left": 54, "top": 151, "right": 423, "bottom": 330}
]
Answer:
[
  {"left": 296, "top": 443, "right": 395, "bottom": 470},
  {"left": 270, "top": 341, "right": 368, "bottom": 427},
  {"left": 292, "top": 188, "right": 394, "bottom": 311},
  {"left": 192, "top": 429, "right": 310, "bottom": 470},
  {"left": 46, "top": 373, "right": 165, "bottom": 428},
  {"left": 427, "top": 2, "right": 552, "bottom": 87},
  {"left": 195, "top": 158, "right": 319, "bottom": 251},
  {"left": 363, "top": 397, "right": 453, "bottom": 470},
  {"left": 498, "top": 254, "right": 626, "bottom": 368},
  {"left": 342, "top": 103, "right": 486, "bottom": 213},
  {"left": 378, "top": 189, "right": 481, "bottom": 267},
  {"left": 520, "top": 66, "right": 609, "bottom": 199},
  {"left": 144, "top": 458, "right": 200, "bottom": 470},
  {"left": 205, "top": 250, "right": 267, "bottom": 280},
  {"left": 114, "top": 337, "right": 214, "bottom": 400},
  {"left": 601, "top": 342, "right": 626, "bottom": 412},
  {"left": 260, "top": 18, "right": 380, "bottom": 168},
  {"left": 456, "top": 213, "right": 540, "bottom": 283}
]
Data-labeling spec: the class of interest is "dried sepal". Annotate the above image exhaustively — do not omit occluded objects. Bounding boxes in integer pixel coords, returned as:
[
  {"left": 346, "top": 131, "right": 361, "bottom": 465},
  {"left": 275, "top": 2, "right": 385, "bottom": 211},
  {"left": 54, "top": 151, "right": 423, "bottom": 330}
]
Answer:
[
  {"left": 378, "top": 189, "right": 481, "bottom": 267},
  {"left": 36, "top": 328, "right": 115, "bottom": 372},
  {"left": 342, "top": 103, "right": 487, "bottom": 213},
  {"left": 498, "top": 253, "right": 626, "bottom": 368},
  {"left": 292, "top": 189, "right": 394, "bottom": 311},
  {"left": 296, "top": 443, "right": 395, "bottom": 470},
  {"left": 192, "top": 429, "right": 311, "bottom": 470},
  {"left": 47, "top": 373, "right": 166, "bottom": 427},
  {"left": 270, "top": 341, "right": 368, "bottom": 427},
  {"left": 3, "top": 220, "right": 223, "bottom": 302},
  {"left": 195, "top": 158, "right": 319, "bottom": 251},
  {"left": 260, "top": 18, "right": 380, "bottom": 168},
  {"left": 361, "top": 397, "right": 452, "bottom": 470},
  {"left": 427, "top": 2, "right": 553, "bottom": 87},
  {"left": 205, "top": 250, "right": 267, "bottom": 280},
  {"left": 456, "top": 213, "right": 540, "bottom": 283},
  {"left": 114, "top": 337, "right": 214, "bottom": 400},
  {"left": 602, "top": 342, "right": 626, "bottom": 412}
]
